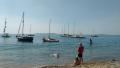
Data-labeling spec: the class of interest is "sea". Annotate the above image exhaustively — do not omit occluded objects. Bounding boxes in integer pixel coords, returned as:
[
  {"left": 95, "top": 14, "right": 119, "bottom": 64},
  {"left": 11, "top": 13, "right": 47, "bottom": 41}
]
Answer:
[{"left": 0, "top": 33, "right": 120, "bottom": 67}]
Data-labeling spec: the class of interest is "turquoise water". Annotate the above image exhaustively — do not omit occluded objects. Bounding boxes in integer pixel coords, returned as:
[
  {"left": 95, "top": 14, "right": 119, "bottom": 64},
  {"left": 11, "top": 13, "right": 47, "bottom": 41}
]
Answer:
[{"left": 0, "top": 34, "right": 120, "bottom": 65}]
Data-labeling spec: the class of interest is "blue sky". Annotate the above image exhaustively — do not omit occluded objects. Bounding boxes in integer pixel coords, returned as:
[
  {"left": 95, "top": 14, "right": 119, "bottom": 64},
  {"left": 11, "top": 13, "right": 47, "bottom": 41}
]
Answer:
[{"left": 0, "top": 0, "right": 120, "bottom": 35}]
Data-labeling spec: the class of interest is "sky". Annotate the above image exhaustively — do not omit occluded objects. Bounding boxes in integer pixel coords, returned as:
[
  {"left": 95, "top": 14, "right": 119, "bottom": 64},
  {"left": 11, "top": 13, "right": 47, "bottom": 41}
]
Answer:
[{"left": 0, "top": 0, "right": 120, "bottom": 35}]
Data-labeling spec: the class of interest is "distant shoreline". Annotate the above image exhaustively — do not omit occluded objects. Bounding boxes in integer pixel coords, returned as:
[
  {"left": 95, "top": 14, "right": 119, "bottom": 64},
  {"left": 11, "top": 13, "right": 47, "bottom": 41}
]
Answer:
[{"left": 0, "top": 33, "right": 120, "bottom": 36}]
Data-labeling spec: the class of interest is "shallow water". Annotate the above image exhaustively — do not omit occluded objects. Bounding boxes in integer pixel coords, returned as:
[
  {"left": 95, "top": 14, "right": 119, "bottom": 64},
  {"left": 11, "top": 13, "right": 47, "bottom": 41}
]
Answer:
[{"left": 0, "top": 34, "right": 120, "bottom": 66}]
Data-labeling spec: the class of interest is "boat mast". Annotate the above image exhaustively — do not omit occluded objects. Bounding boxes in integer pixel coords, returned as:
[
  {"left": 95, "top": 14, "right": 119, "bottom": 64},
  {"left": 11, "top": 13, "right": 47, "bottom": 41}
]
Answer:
[
  {"left": 61, "top": 24, "right": 65, "bottom": 35},
  {"left": 29, "top": 24, "right": 31, "bottom": 34},
  {"left": 63, "top": 24, "right": 65, "bottom": 34},
  {"left": 92, "top": 29, "right": 95, "bottom": 36},
  {"left": 3, "top": 19, "right": 7, "bottom": 34},
  {"left": 22, "top": 12, "right": 24, "bottom": 36},
  {"left": 48, "top": 19, "right": 51, "bottom": 38},
  {"left": 17, "top": 19, "right": 22, "bottom": 36},
  {"left": 73, "top": 22, "right": 76, "bottom": 36},
  {"left": 68, "top": 24, "right": 69, "bottom": 35}
]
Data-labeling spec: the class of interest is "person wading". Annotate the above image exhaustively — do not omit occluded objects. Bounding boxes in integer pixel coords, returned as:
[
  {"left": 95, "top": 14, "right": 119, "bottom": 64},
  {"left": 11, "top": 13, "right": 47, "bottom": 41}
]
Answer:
[{"left": 90, "top": 38, "right": 92, "bottom": 45}]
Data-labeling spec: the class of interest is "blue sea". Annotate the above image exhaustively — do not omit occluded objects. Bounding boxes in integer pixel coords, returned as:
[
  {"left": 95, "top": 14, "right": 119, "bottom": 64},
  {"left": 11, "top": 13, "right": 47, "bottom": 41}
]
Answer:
[{"left": 0, "top": 34, "right": 120, "bottom": 66}]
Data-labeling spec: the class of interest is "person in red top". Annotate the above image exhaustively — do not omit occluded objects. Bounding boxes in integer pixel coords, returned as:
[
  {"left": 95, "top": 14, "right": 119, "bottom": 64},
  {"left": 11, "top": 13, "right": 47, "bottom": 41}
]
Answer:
[
  {"left": 78, "top": 43, "right": 84, "bottom": 64},
  {"left": 73, "top": 43, "right": 84, "bottom": 66}
]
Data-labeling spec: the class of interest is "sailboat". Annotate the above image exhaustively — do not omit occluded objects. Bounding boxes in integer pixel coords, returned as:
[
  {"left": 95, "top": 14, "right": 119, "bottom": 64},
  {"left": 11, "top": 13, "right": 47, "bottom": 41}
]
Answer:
[
  {"left": 70, "top": 23, "right": 85, "bottom": 38},
  {"left": 16, "top": 12, "right": 34, "bottom": 42},
  {"left": 90, "top": 29, "right": 98, "bottom": 37},
  {"left": 74, "top": 34, "right": 85, "bottom": 38},
  {"left": 42, "top": 19, "right": 59, "bottom": 42},
  {"left": 61, "top": 24, "right": 72, "bottom": 37},
  {"left": 2, "top": 19, "right": 10, "bottom": 38},
  {"left": 91, "top": 35, "right": 98, "bottom": 37},
  {"left": 61, "top": 25, "right": 68, "bottom": 37},
  {"left": 71, "top": 33, "right": 85, "bottom": 38},
  {"left": 70, "top": 22, "right": 77, "bottom": 38}
]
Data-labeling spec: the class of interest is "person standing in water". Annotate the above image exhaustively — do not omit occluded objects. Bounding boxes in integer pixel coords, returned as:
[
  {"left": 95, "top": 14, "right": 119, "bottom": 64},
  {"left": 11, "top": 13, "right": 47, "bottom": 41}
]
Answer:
[
  {"left": 78, "top": 43, "right": 84, "bottom": 64},
  {"left": 90, "top": 38, "right": 92, "bottom": 45}
]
